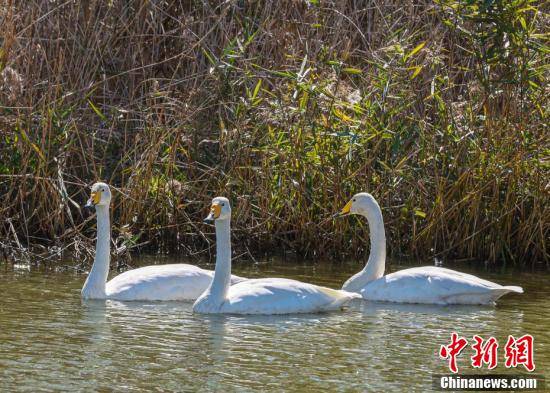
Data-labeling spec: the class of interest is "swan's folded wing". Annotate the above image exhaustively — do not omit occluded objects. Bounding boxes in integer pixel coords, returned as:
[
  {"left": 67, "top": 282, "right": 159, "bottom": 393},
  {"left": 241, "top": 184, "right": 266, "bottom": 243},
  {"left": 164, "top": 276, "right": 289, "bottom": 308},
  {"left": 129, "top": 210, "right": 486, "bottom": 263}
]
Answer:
[
  {"left": 105, "top": 264, "right": 214, "bottom": 301},
  {"left": 222, "top": 278, "right": 359, "bottom": 314},
  {"left": 362, "top": 266, "right": 522, "bottom": 305}
]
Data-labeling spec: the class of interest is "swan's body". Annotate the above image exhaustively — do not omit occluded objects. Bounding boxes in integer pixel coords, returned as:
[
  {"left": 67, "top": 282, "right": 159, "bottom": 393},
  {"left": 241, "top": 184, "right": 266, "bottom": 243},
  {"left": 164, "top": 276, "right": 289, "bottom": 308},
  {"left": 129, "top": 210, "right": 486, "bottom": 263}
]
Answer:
[
  {"left": 193, "top": 197, "right": 360, "bottom": 314},
  {"left": 81, "top": 183, "right": 244, "bottom": 301},
  {"left": 195, "top": 277, "right": 359, "bottom": 314},
  {"left": 98, "top": 264, "right": 244, "bottom": 301},
  {"left": 339, "top": 193, "right": 523, "bottom": 305},
  {"left": 354, "top": 266, "right": 522, "bottom": 305}
]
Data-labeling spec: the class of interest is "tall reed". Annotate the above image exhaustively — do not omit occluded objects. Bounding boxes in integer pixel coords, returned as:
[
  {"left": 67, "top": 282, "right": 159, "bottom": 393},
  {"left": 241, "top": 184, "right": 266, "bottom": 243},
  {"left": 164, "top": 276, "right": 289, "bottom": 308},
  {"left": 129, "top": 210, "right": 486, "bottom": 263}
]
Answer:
[{"left": 0, "top": 0, "right": 547, "bottom": 266}]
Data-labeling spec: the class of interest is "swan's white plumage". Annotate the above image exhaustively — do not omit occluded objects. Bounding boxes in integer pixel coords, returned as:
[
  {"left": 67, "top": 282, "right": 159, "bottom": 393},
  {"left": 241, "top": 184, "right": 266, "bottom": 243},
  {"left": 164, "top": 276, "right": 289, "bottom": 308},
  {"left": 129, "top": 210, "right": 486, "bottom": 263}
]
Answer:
[
  {"left": 195, "top": 277, "right": 360, "bottom": 314},
  {"left": 340, "top": 192, "right": 523, "bottom": 305},
  {"left": 104, "top": 264, "right": 245, "bottom": 301},
  {"left": 359, "top": 266, "right": 523, "bottom": 305},
  {"left": 193, "top": 197, "right": 360, "bottom": 314},
  {"left": 81, "top": 183, "right": 245, "bottom": 301}
]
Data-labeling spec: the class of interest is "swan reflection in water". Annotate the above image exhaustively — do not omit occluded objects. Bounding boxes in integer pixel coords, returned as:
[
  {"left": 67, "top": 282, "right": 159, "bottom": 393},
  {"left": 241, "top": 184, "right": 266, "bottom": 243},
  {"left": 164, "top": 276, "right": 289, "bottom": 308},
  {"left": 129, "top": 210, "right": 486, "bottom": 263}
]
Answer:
[{"left": 75, "top": 293, "right": 527, "bottom": 391}]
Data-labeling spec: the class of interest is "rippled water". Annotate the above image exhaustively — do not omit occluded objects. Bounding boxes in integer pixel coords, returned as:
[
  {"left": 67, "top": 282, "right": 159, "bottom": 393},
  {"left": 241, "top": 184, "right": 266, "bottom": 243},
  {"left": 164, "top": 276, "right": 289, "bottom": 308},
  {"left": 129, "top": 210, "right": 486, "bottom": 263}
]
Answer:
[{"left": 1, "top": 258, "right": 548, "bottom": 392}]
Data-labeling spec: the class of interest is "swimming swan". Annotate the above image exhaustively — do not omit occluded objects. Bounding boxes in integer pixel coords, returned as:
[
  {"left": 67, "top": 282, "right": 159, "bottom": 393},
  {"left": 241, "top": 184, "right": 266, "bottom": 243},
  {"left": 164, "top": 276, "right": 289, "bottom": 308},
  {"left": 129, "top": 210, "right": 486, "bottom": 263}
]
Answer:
[
  {"left": 337, "top": 192, "right": 523, "bottom": 305},
  {"left": 193, "top": 197, "right": 360, "bottom": 314},
  {"left": 81, "top": 182, "right": 245, "bottom": 301}
]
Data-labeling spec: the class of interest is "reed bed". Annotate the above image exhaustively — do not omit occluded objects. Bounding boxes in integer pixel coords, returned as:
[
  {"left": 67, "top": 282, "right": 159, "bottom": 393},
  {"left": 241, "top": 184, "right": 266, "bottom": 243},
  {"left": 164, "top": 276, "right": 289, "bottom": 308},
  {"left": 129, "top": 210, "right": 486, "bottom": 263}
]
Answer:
[{"left": 0, "top": 0, "right": 548, "bottom": 267}]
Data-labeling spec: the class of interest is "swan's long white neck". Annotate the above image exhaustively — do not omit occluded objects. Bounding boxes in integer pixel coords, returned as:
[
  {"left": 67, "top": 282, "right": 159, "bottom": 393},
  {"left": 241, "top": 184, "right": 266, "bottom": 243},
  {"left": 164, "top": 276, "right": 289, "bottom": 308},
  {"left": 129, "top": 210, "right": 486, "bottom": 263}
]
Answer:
[
  {"left": 203, "top": 218, "right": 232, "bottom": 307},
  {"left": 342, "top": 203, "right": 386, "bottom": 292},
  {"left": 81, "top": 205, "right": 110, "bottom": 299}
]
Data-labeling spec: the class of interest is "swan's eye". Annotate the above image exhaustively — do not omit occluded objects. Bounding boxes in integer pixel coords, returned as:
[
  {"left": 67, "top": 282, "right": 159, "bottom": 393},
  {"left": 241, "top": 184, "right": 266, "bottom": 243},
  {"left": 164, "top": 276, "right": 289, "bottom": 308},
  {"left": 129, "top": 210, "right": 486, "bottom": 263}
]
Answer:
[
  {"left": 353, "top": 199, "right": 356, "bottom": 202},
  {"left": 221, "top": 203, "right": 225, "bottom": 206}
]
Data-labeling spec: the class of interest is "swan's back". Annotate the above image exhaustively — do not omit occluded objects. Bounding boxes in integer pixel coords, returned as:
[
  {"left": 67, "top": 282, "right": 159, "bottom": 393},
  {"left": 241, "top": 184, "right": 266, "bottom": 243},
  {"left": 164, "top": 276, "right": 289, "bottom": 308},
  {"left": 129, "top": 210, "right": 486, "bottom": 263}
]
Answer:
[
  {"left": 362, "top": 266, "right": 523, "bottom": 305},
  {"left": 105, "top": 264, "right": 244, "bottom": 301},
  {"left": 210, "top": 278, "right": 360, "bottom": 314}
]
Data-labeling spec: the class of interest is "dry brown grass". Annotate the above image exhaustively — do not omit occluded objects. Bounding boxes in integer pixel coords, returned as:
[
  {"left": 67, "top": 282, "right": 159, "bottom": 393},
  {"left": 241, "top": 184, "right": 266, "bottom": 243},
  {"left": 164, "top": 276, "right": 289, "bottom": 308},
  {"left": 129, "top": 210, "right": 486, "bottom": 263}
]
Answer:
[{"left": 0, "top": 0, "right": 548, "bottom": 267}]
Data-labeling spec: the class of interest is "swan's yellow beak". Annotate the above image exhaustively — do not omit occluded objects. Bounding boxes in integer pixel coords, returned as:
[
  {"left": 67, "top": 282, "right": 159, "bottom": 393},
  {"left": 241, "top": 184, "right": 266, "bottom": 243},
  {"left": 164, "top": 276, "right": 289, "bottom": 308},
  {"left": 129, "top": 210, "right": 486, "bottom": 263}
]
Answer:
[
  {"left": 211, "top": 204, "right": 222, "bottom": 219},
  {"left": 204, "top": 203, "right": 222, "bottom": 223},
  {"left": 91, "top": 191, "right": 101, "bottom": 205},
  {"left": 341, "top": 200, "right": 352, "bottom": 215},
  {"left": 333, "top": 199, "right": 352, "bottom": 218},
  {"left": 334, "top": 200, "right": 352, "bottom": 218},
  {"left": 84, "top": 190, "right": 102, "bottom": 209}
]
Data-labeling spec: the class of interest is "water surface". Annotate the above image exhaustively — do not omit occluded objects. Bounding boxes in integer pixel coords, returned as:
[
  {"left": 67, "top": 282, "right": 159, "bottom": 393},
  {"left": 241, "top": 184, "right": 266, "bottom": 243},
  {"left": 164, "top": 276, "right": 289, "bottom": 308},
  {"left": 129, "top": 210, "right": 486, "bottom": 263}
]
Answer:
[{"left": 1, "top": 258, "right": 548, "bottom": 391}]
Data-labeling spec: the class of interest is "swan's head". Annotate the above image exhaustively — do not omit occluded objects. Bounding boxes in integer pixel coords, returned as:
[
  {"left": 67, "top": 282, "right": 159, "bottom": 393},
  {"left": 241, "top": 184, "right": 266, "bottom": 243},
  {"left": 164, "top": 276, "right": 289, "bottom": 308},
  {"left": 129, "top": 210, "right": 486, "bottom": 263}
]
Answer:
[
  {"left": 204, "top": 197, "right": 231, "bottom": 223},
  {"left": 339, "top": 192, "right": 381, "bottom": 217},
  {"left": 85, "top": 182, "right": 112, "bottom": 208}
]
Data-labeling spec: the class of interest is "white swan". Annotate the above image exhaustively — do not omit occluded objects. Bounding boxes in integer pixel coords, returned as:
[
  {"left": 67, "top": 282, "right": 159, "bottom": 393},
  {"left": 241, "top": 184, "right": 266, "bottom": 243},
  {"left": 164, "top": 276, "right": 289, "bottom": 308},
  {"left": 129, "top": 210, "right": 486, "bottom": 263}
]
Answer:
[
  {"left": 81, "top": 182, "right": 245, "bottom": 301},
  {"left": 337, "top": 192, "right": 523, "bottom": 305},
  {"left": 193, "top": 197, "right": 360, "bottom": 314}
]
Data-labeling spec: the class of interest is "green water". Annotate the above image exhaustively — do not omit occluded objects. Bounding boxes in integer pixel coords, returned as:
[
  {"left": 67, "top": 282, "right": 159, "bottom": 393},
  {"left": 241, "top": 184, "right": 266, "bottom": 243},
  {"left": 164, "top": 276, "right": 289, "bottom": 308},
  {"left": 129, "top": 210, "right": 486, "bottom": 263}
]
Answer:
[{"left": 0, "top": 258, "right": 548, "bottom": 392}]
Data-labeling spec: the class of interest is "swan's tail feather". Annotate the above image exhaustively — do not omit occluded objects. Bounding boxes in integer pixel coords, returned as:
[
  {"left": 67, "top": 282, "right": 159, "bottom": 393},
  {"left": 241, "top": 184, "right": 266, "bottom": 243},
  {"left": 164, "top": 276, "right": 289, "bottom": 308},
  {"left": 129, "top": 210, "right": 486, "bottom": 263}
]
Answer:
[
  {"left": 317, "top": 286, "right": 361, "bottom": 309},
  {"left": 230, "top": 275, "right": 247, "bottom": 284},
  {"left": 490, "top": 285, "right": 523, "bottom": 302},
  {"left": 502, "top": 285, "right": 523, "bottom": 294},
  {"left": 341, "top": 292, "right": 363, "bottom": 302},
  {"left": 328, "top": 290, "right": 362, "bottom": 309}
]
